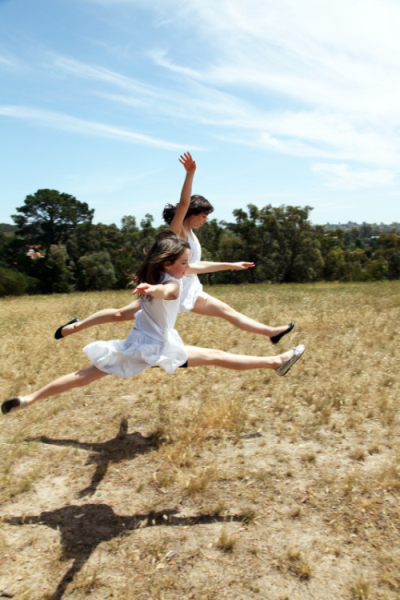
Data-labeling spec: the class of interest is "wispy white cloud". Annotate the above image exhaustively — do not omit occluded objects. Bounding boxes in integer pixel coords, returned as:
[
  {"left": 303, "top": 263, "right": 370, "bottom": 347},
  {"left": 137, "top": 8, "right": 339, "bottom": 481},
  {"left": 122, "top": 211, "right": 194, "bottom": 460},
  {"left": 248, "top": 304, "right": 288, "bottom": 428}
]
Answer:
[
  {"left": 84, "top": 1, "right": 400, "bottom": 188},
  {"left": 12, "top": 0, "right": 400, "bottom": 192},
  {"left": 49, "top": 53, "right": 255, "bottom": 127},
  {"left": 312, "top": 163, "right": 396, "bottom": 190},
  {"left": 50, "top": 55, "right": 160, "bottom": 97},
  {"left": 66, "top": 167, "right": 160, "bottom": 196},
  {"left": 0, "top": 53, "right": 18, "bottom": 68},
  {"left": 49, "top": 52, "right": 400, "bottom": 185},
  {"left": 147, "top": 49, "right": 199, "bottom": 79},
  {"left": 0, "top": 105, "right": 196, "bottom": 150},
  {"left": 123, "top": 0, "right": 400, "bottom": 186}
]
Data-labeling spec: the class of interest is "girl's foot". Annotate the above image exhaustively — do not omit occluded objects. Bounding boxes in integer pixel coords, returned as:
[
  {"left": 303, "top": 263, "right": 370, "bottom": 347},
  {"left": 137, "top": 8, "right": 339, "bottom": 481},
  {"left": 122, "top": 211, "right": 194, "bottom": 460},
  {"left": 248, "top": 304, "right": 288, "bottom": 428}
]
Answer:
[
  {"left": 54, "top": 318, "right": 80, "bottom": 340},
  {"left": 270, "top": 322, "right": 295, "bottom": 345},
  {"left": 1, "top": 396, "right": 27, "bottom": 415},
  {"left": 275, "top": 344, "right": 305, "bottom": 376}
]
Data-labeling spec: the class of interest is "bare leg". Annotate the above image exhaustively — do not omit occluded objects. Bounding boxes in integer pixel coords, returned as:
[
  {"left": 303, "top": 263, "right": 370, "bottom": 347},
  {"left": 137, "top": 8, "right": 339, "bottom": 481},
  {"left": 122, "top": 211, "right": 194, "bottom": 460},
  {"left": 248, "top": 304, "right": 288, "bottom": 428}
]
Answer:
[
  {"left": 185, "top": 346, "right": 296, "bottom": 370},
  {"left": 23, "top": 365, "right": 108, "bottom": 406},
  {"left": 191, "top": 295, "right": 291, "bottom": 339},
  {"left": 61, "top": 300, "right": 141, "bottom": 338}
]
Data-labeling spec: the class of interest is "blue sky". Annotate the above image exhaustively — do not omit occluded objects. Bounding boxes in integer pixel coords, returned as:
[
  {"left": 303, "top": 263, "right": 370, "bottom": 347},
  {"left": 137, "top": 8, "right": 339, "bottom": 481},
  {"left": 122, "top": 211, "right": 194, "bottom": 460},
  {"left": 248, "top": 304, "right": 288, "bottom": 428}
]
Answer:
[{"left": 1, "top": 0, "right": 399, "bottom": 228}]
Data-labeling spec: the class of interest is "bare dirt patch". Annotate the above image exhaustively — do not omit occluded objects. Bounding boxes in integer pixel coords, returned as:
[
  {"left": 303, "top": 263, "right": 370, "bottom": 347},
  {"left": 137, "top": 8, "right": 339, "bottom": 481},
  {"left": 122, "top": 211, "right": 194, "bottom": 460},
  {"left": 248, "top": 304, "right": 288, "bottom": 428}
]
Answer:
[{"left": 0, "top": 282, "right": 399, "bottom": 599}]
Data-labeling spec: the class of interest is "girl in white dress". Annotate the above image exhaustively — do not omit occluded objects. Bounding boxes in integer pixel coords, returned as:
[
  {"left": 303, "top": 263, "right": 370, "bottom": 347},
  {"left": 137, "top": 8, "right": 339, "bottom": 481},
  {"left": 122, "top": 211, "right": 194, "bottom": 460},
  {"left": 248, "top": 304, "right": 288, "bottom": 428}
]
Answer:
[
  {"left": 2, "top": 232, "right": 304, "bottom": 415},
  {"left": 55, "top": 154, "right": 294, "bottom": 344}
]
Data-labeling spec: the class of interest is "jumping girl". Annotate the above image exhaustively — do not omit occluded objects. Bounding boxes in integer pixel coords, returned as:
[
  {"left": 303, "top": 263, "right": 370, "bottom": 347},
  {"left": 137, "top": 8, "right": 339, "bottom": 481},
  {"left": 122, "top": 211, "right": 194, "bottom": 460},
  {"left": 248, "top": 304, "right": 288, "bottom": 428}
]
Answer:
[
  {"left": 2, "top": 232, "right": 304, "bottom": 415},
  {"left": 54, "top": 153, "right": 294, "bottom": 345}
]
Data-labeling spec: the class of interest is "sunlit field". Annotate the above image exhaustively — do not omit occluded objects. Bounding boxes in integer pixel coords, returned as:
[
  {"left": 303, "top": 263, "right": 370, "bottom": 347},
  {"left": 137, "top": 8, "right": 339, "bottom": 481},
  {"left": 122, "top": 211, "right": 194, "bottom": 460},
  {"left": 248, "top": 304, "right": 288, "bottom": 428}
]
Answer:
[{"left": 0, "top": 282, "right": 399, "bottom": 600}]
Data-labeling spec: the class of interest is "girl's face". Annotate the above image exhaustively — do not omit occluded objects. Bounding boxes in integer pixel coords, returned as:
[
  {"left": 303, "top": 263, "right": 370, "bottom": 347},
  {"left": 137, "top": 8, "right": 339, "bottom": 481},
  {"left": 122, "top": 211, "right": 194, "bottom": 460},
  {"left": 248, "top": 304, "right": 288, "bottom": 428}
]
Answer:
[
  {"left": 190, "top": 212, "right": 209, "bottom": 229},
  {"left": 164, "top": 248, "right": 190, "bottom": 279}
]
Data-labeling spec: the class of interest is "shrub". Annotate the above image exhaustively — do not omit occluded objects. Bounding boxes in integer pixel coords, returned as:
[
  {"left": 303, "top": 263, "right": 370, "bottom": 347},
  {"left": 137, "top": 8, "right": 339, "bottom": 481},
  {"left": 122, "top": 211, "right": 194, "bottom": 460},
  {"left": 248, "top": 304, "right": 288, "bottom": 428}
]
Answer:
[
  {"left": 77, "top": 251, "right": 117, "bottom": 291},
  {"left": 0, "top": 266, "right": 28, "bottom": 296}
]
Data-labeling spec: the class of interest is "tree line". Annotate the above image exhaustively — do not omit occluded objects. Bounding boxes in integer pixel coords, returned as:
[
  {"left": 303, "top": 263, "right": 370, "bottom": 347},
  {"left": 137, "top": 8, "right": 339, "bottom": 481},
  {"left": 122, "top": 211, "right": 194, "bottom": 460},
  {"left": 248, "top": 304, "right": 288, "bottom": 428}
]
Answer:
[{"left": 0, "top": 189, "right": 399, "bottom": 296}]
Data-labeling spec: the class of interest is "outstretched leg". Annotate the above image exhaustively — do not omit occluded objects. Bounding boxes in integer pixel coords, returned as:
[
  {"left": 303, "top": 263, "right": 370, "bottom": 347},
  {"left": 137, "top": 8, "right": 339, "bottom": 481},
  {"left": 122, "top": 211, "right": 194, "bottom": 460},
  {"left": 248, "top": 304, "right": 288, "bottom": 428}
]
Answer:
[
  {"left": 2, "top": 365, "right": 108, "bottom": 413},
  {"left": 57, "top": 300, "right": 141, "bottom": 339},
  {"left": 191, "top": 295, "right": 293, "bottom": 341},
  {"left": 185, "top": 345, "right": 304, "bottom": 373}
]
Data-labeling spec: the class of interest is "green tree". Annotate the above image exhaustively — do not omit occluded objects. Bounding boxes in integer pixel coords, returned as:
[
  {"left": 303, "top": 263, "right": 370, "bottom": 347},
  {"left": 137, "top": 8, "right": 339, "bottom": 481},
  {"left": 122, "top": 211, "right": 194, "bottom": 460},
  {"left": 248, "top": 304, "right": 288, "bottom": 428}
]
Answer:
[
  {"left": 197, "top": 218, "right": 224, "bottom": 259},
  {"left": 12, "top": 189, "right": 94, "bottom": 255},
  {"left": 374, "top": 233, "right": 400, "bottom": 279},
  {"left": 0, "top": 233, "right": 26, "bottom": 268},
  {"left": 365, "top": 258, "right": 389, "bottom": 280},
  {"left": 117, "top": 216, "right": 148, "bottom": 287},
  {"left": 229, "top": 204, "right": 323, "bottom": 283},
  {"left": 138, "top": 214, "right": 157, "bottom": 249},
  {"left": 230, "top": 206, "right": 262, "bottom": 283},
  {"left": 261, "top": 205, "right": 323, "bottom": 282},
  {"left": 68, "top": 222, "right": 138, "bottom": 288},
  {"left": 0, "top": 266, "right": 29, "bottom": 296},
  {"left": 24, "top": 245, "right": 73, "bottom": 293},
  {"left": 67, "top": 223, "right": 123, "bottom": 263},
  {"left": 77, "top": 251, "right": 117, "bottom": 291},
  {"left": 121, "top": 215, "right": 140, "bottom": 246}
]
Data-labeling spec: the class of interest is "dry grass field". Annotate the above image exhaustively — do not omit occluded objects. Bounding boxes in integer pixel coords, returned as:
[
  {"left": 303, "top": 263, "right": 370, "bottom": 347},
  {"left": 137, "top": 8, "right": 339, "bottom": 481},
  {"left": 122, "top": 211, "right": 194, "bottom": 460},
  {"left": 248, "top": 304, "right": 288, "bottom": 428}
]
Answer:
[{"left": 0, "top": 282, "right": 399, "bottom": 600}]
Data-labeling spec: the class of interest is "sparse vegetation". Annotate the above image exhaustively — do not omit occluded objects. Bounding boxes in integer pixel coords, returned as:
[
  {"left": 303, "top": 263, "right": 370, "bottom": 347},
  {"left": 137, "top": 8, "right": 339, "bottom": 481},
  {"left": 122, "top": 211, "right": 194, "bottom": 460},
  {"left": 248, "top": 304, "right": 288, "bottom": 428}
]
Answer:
[
  {"left": 217, "top": 528, "right": 237, "bottom": 552},
  {"left": 0, "top": 281, "right": 399, "bottom": 599}
]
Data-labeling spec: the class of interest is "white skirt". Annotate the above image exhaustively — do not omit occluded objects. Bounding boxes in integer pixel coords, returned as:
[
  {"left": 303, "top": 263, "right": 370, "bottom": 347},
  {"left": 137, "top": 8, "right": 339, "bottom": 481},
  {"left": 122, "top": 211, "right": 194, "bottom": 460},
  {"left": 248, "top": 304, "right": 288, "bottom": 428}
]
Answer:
[
  {"left": 83, "top": 328, "right": 187, "bottom": 378},
  {"left": 180, "top": 276, "right": 209, "bottom": 313}
]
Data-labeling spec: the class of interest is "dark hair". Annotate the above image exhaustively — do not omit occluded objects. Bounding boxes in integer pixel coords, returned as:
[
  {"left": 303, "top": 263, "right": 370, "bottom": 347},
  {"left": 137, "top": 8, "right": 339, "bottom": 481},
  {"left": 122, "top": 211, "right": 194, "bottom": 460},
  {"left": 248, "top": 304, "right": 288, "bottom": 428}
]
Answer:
[
  {"left": 162, "top": 195, "right": 214, "bottom": 225},
  {"left": 134, "top": 231, "right": 190, "bottom": 301}
]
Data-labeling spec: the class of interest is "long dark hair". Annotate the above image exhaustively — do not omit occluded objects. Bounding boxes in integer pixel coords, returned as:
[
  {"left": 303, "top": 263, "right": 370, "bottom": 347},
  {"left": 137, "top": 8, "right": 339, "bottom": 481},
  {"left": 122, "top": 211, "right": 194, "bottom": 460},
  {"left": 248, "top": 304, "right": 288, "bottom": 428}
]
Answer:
[
  {"left": 134, "top": 231, "right": 190, "bottom": 300},
  {"left": 162, "top": 194, "right": 214, "bottom": 225}
]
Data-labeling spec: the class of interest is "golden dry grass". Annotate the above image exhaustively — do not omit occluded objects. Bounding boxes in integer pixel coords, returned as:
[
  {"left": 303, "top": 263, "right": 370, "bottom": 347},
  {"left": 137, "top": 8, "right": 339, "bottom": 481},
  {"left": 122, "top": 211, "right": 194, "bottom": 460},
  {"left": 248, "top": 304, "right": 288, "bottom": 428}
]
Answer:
[{"left": 0, "top": 281, "right": 399, "bottom": 599}]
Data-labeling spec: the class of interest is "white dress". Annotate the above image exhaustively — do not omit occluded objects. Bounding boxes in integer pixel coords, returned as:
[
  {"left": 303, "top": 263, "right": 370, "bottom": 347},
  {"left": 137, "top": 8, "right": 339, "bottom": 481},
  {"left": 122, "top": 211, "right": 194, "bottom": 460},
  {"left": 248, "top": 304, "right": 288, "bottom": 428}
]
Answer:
[
  {"left": 180, "top": 229, "right": 209, "bottom": 313},
  {"left": 83, "top": 275, "right": 187, "bottom": 378}
]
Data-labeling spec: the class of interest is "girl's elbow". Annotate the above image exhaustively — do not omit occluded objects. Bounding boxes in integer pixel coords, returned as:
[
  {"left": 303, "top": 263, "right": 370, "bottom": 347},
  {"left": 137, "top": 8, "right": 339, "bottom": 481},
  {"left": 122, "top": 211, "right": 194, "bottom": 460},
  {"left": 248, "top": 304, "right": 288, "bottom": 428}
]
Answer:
[{"left": 165, "top": 290, "right": 179, "bottom": 301}]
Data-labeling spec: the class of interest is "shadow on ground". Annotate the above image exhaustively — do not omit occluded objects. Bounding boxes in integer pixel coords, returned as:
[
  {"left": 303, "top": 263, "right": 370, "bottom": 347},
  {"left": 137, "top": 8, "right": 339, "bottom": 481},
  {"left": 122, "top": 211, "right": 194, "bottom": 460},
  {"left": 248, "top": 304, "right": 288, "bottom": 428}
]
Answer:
[
  {"left": 5, "top": 503, "right": 247, "bottom": 599},
  {"left": 26, "top": 418, "right": 161, "bottom": 497}
]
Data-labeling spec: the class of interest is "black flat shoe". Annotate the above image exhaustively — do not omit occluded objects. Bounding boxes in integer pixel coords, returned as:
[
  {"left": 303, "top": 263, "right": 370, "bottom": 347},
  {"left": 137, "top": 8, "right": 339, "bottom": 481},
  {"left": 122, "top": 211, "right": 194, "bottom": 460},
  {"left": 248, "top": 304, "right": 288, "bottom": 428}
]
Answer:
[
  {"left": 270, "top": 322, "right": 295, "bottom": 345},
  {"left": 54, "top": 318, "right": 80, "bottom": 340},
  {"left": 2, "top": 397, "right": 22, "bottom": 414}
]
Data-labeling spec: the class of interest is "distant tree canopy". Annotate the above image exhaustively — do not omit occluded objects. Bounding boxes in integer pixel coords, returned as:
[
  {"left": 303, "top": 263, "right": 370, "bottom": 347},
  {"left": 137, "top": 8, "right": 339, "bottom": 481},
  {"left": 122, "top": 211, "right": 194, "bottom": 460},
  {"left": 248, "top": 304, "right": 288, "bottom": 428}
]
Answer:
[
  {"left": 12, "top": 189, "right": 94, "bottom": 255},
  {"left": 0, "top": 223, "right": 18, "bottom": 234},
  {"left": 226, "top": 204, "right": 323, "bottom": 283},
  {"left": 77, "top": 251, "right": 117, "bottom": 291},
  {"left": 0, "top": 189, "right": 399, "bottom": 296}
]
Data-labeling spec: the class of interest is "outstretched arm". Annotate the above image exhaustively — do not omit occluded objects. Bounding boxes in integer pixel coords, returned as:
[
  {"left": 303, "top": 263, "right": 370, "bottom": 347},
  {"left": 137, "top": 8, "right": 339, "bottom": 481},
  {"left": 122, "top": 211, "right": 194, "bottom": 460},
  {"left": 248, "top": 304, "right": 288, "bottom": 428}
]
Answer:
[
  {"left": 132, "top": 281, "right": 180, "bottom": 301},
  {"left": 186, "top": 261, "right": 255, "bottom": 275},
  {"left": 169, "top": 152, "right": 196, "bottom": 236}
]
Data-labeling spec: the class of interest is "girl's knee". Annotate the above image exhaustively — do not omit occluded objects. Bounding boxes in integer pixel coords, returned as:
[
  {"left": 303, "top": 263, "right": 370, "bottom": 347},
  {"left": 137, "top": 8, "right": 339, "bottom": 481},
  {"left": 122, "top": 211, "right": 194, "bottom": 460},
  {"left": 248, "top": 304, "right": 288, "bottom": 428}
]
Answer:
[
  {"left": 75, "top": 367, "right": 92, "bottom": 380},
  {"left": 75, "top": 365, "right": 102, "bottom": 381}
]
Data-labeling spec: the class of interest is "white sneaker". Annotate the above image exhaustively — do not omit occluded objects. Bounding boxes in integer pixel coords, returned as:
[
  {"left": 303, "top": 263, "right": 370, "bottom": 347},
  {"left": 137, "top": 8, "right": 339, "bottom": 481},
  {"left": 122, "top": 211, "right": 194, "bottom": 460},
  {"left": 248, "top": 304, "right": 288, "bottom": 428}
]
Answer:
[{"left": 275, "top": 345, "right": 305, "bottom": 377}]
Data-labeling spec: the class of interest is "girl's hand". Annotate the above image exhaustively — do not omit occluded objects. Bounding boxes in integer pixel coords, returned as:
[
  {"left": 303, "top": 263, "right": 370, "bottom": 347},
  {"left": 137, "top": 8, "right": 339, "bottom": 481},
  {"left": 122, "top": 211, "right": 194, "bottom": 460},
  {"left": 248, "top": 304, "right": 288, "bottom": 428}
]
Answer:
[
  {"left": 230, "top": 262, "right": 255, "bottom": 270},
  {"left": 132, "top": 283, "right": 157, "bottom": 296},
  {"left": 179, "top": 152, "right": 196, "bottom": 174}
]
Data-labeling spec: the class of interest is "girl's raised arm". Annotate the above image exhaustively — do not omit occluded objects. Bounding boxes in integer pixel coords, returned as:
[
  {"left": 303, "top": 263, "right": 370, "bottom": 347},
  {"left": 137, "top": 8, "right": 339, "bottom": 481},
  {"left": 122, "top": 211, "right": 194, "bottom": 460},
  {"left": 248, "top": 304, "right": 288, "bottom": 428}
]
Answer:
[{"left": 169, "top": 152, "right": 196, "bottom": 237}]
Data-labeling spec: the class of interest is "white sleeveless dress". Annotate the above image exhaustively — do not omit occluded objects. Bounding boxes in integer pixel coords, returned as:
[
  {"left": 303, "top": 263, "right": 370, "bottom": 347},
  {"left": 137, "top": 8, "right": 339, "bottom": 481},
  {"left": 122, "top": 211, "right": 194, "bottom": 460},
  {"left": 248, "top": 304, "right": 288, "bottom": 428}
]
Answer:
[
  {"left": 83, "top": 274, "right": 187, "bottom": 377},
  {"left": 180, "top": 230, "right": 209, "bottom": 313}
]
